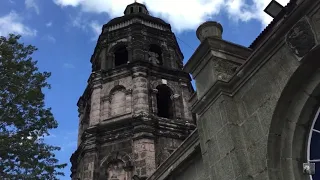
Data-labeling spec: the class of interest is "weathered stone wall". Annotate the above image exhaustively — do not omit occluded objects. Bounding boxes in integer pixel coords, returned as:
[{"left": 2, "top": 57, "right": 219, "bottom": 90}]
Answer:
[
  {"left": 133, "top": 139, "right": 156, "bottom": 177},
  {"left": 132, "top": 67, "right": 149, "bottom": 114},
  {"left": 98, "top": 140, "right": 133, "bottom": 179},
  {"left": 174, "top": 154, "right": 206, "bottom": 180},
  {"left": 80, "top": 152, "right": 98, "bottom": 180},
  {"left": 155, "top": 137, "right": 182, "bottom": 166},
  {"left": 181, "top": 1, "right": 320, "bottom": 180},
  {"left": 196, "top": 46, "right": 300, "bottom": 179},
  {"left": 89, "top": 84, "right": 102, "bottom": 126},
  {"left": 100, "top": 76, "right": 133, "bottom": 120}
]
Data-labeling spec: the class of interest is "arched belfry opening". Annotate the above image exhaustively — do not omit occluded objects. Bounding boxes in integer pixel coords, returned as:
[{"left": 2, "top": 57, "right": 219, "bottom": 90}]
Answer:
[
  {"left": 114, "top": 46, "right": 128, "bottom": 67},
  {"left": 156, "top": 85, "right": 173, "bottom": 119},
  {"left": 148, "top": 44, "right": 163, "bottom": 65}
]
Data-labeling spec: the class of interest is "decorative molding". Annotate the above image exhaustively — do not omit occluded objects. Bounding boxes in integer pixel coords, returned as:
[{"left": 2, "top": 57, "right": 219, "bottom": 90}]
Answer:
[
  {"left": 286, "top": 17, "right": 316, "bottom": 57},
  {"left": 170, "top": 94, "right": 180, "bottom": 100},
  {"left": 125, "top": 89, "right": 132, "bottom": 95},
  {"left": 151, "top": 89, "right": 158, "bottom": 94},
  {"left": 102, "top": 95, "right": 111, "bottom": 102},
  {"left": 114, "top": 80, "right": 119, "bottom": 86},
  {"left": 107, "top": 18, "right": 170, "bottom": 32}
]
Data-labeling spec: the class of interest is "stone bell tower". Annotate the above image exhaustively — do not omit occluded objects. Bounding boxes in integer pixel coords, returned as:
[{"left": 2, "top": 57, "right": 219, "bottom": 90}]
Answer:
[{"left": 70, "top": 2, "right": 196, "bottom": 180}]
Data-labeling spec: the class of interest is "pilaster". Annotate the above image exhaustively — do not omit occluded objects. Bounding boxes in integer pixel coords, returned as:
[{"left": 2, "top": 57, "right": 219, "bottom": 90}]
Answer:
[
  {"left": 89, "top": 77, "right": 103, "bottom": 126},
  {"left": 150, "top": 89, "right": 158, "bottom": 115},
  {"left": 132, "top": 66, "right": 149, "bottom": 114},
  {"left": 133, "top": 138, "right": 156, "bottom": 178},
  {"left": 125, "top": 89, "right": 133, "bottom": 113}
]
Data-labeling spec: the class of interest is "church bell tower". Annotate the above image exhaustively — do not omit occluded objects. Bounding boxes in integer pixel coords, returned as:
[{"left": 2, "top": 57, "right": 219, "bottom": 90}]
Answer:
[{"left": 70, "top": 2, "right": 196, "bottom": 180}]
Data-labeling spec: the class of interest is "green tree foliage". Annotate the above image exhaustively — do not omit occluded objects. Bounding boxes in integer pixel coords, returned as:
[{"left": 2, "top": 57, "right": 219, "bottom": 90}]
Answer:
[{"left": 0, "top": 34, "right": 66, "bottom": 179}]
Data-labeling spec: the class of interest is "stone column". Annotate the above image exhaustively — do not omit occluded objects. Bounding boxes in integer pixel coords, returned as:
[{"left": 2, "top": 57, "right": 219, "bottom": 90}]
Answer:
[
  {"left": 127, "top": 45, "right": 133, "bottom": 63},
  {"left": 180, "top": 83, "right": 193, "bottom": 121},
  {"left": 125, "top": 89, "right": 132, "bottom": 113},
  {"left": 101, "top": 95, "right": 111, "bottom": 120},
  {"left": 131, "top": 33, "right": 145, "bottom": 61},
  {"left": 172, "top": 94, "right": 182, "bottom": 119},
  {"left": 90, "top": 82, "right": 102, "bottom": 126},
  {"left": 150, "top": 89, "right": 158, "bottom": 115},
  {"left": 132, "top": 67, "right": 149, "bottom": 115},
  {"left": 106, "top": 53, "right": 114, "bottom": 69},
  {"left": 100, "top": 48, "right": 107, "bottom": 71}
]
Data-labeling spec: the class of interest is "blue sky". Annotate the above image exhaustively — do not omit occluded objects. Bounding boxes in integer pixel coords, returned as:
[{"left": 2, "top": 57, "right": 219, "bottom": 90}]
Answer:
[{"left": 0, "top": 0, "right": 289, "bottom": 179}]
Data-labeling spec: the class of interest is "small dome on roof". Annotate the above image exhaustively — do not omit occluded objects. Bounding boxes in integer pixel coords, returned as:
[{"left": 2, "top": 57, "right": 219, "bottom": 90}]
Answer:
[{"left": 124, "top": 1, "right": 149, "bottom": 15}]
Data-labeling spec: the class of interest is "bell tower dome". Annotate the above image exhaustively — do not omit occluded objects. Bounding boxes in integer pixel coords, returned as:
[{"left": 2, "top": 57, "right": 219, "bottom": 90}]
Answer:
[
  {"left": 124, "top": 1, "right": 149, "bottom": 15},
  {"left": 70, "top": 2, "right": 196, "bottom": 180}
]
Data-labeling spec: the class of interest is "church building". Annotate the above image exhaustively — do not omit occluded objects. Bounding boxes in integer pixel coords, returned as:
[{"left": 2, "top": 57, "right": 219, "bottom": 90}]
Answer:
[{"left": 71, "top": 0, "right": 320, "bottom": 179}]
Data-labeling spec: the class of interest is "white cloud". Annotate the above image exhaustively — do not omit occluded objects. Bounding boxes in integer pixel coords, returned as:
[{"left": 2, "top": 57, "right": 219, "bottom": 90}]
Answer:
[
  {"left": 53, "top": 0, "right": 290, "bottom": 32},
  {"left": 63, "top": 63, "right": 75, "bottom": 69},
  {"left": 43, "top": 35, "right": 56, "bottom": 43},
  {"left": 46, "top": 21, "right": 53, "bottom": 27},
  {"left": 25, "top": 0, "right": 40, "bottom": 15},
  {"left": 70, "top": 12, "right": 87, "bottom": 30},
  {"left": 89, "top": 21, "right": 102, "bottom": 40},
  {"left": 0, "top": 11, "right": 37, "bottom": 37},
  {"left": 67, "top": 13, "right": 102, "bottom": 40}
]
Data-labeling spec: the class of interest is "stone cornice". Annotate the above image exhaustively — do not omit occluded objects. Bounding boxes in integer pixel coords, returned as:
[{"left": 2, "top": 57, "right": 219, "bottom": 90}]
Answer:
[
  {"left": 188, "top": 0, "right": 316, "bottom": 115},
  {"left": 147, "top": 129, "right": 200, "bottom": 180},
  {"left": 99, "top": 60, "right": 192, "bottom": 82},
  {"left": 184, "top": 37, "right": 252, "bottom": 75}
]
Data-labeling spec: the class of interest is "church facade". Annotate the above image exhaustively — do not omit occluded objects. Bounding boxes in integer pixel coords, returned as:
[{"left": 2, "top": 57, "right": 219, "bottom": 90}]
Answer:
[{"left": 71, "top": 0, "right": 320, "bottom": 179}]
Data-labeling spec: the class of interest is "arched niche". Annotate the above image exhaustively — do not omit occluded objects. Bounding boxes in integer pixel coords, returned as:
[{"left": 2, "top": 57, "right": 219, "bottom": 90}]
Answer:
[
  {"left": 156, "top": 84, "right": 174, "bottom": 119},
  {"left": 148, "top": 44, "right": 163, "bottom": 65},
  {"left": 99, "top": 152, "right": 133, "bottom": 180},
  {"left": 267, "top": 45, "right": 320, "bottom": 180},
  {"left": 109, "top": 85, "right": 127, "bottom": 117},
  {"left": 114, "top": 45, "right": 128, "bottom": 67}
]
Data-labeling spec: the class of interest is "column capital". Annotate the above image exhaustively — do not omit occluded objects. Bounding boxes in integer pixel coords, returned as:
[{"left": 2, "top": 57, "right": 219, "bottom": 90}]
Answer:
[
  {"left": 151, "top": 89, "right": 158, "bottom": 94},
  {"left": 170, "top": 94, "right": 180, "bottom": 100}
]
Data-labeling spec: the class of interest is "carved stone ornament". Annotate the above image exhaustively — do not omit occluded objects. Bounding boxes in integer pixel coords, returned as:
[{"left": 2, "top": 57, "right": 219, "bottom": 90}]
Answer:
[
  {"left": 151, "top": 89, "right": 158, "bottom": 94},
  {"left": 148, "top": 51, "right": 160, "bottom": 65},
  {"left": 114, "top": 80, "right": 119, "bottom": 86},
  {"left": 170, "top": 94, "right": 180, "bottom": 100},
  {"left": 125, "top": 89, "right": 132, "bottom": 95},
  {"left": 102, "top": 95, "right": 111, "bottom": 102},
  {"left": 286, "top": 18, "right": 316, "bottom": 57},
  {"left": 173, "top": 94, "right": 180, "bottom": 99}
]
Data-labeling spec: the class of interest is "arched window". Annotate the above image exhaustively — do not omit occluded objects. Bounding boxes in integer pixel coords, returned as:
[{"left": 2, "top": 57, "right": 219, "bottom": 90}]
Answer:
[
  {"left": 114, "top": 46, "right": 128, "bottom": 67},
  {"left": 148, "top": 44, "right": 163, "bottom": 65},
  {"left": 110, "top": 86, "right": 126, "bottom": 116},
  {"left": 156, "top": 85, "right": 173, "bottom": 119},
  {"left": 308, "top": 107, "right": 320, "bottom": 180}
]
